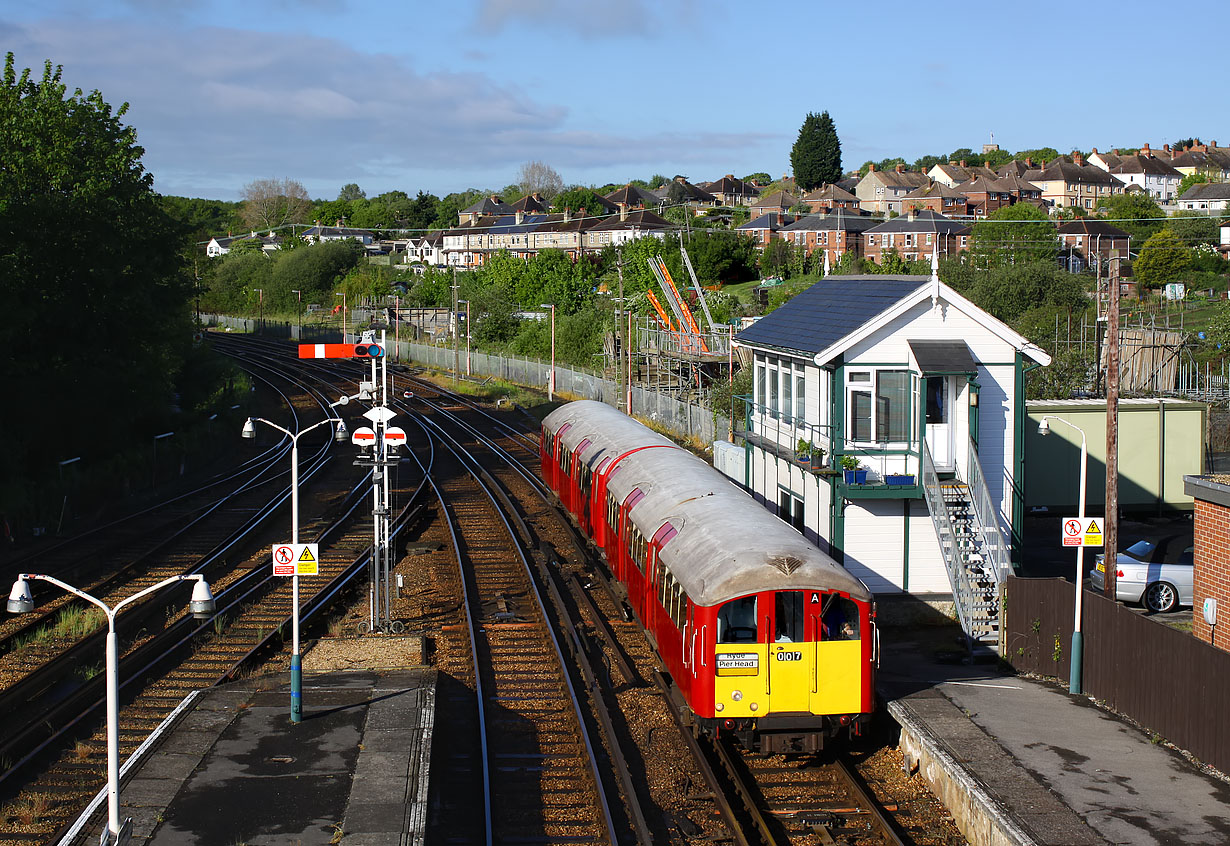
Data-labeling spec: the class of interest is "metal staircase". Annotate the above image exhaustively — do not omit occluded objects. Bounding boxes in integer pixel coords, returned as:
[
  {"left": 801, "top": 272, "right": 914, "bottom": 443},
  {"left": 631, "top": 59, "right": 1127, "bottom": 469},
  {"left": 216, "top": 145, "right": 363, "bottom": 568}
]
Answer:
[{"left": 920, "top": 441, "right": 1010, "bottom": 648}]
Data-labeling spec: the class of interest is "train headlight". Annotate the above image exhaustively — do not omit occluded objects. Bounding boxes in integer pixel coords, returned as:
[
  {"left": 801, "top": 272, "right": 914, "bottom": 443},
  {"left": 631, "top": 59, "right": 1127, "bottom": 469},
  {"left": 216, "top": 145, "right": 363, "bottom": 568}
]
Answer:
[
  {"left": 715, "top": 702, "right": 724, "bottom": 712},
  {"left": 749, "top": 702, "right": 758, "bottom": 712},
  {"left": 731, "top": 690, "right": 743, "bottom": 701}
]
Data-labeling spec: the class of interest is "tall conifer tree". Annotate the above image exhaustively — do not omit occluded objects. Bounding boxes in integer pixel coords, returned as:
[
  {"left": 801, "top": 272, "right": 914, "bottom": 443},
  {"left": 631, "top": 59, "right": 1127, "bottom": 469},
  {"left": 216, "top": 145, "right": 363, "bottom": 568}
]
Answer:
[{"left": 790, "top": 111, "right": 842, "bottom": 191}]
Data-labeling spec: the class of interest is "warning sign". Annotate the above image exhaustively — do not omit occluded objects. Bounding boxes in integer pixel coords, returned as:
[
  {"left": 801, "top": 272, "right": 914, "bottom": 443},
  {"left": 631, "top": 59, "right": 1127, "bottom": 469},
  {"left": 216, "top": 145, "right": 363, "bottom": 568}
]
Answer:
[
  {"left": 1061, "top": 518, "right": 1104, "bottom": 548},
  {"left": 271, "top": 543, "right": 320, "bottom": 576}
]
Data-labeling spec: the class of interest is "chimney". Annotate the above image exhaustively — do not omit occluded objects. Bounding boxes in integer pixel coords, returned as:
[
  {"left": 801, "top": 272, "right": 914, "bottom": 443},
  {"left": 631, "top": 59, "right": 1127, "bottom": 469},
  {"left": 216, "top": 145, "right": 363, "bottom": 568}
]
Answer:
[
  {"left": 1196, "top": 143, "right": 1208, "bottom": 153},
  {"left": 1142, "top": 143, "right": 1151, "bottom": 156},
  {"left": 895, "top": 163, "right": 905, "bottom": 173},
  {"left": 907, "top": 208, "right": 916, "bottom": 222},
  {"left": 515, "top": 210, "right": 524, "bottom": 225},
  {"left": 1025, "top": 157, "right": 1033, "bottom": 167},
  {"left": 563, "top": 208, "right": 572, "bottom": 223},
  {"left": 1164, "top": 144, "right": 1171, "bottom": 153},
  {"left": 1072, "top": 152, "right": 1084, "bottom": 166},
  {"left": 868, "top": 163, "right": 876, "bottom": 172},
  {"left": 725, "top": 174, "right": 734, "bottom": 180},
  {"left": 959, "top": 160, "right": 966, "bottom": 168},
  {"left": 618, "top": 202, "right": 628, "bottom": 222},
  {"left": 1112, "top": 149, "right": 1120, "bottom": 156},
  {"left": 532, "top": 192, "right": 543, "bottom": 202},
  {"left": 1091, "top": 147, "right": 1099, "bottom": 154},
  {"left": 949, "top": 160, "right": 957, "bottom": 166}
]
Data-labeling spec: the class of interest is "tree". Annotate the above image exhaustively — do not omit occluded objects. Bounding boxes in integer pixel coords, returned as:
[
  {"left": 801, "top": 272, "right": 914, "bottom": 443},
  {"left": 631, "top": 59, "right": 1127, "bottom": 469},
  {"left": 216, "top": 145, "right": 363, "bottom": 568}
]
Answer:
[
  {"left": 968, "top": 203, "right": 1059, "bottom": 268},
  {"left": 1133, "top": 228, "right": 1190, "bottom": 289},
  {"left": 338, "top": 183, "right": 366, "bottom": 202},
  {"left": 552, "top": 187, "right": 609, "bottom": 220},
  {"left": 517, "top": 160, "right": 564, "bottom": 200},
  {"left": 1176, "top": 172, "right": 1209, "bottom": 199},
  {"left": 0, "top": 52, "right": 192, "bottom": 486},
  {"left": 1015, "top": 147, "right": 1060, "bottom": 165},
  {"left": 1095, "top": 193, "right": 1163, "bottom": 243},
  {"left": 790, "top": 111, "right": 842, "bottom": 191},
  {"left": 742, "top": 172, "right": 771, "bottom": 184},
  {"left": 241, "top": 177, "right": 312, "bottom": 230}
]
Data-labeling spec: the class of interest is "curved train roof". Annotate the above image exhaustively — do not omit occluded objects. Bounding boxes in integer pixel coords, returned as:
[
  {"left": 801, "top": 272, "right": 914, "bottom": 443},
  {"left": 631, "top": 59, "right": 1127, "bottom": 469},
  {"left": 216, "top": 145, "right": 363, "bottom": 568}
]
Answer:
[{"left": 543, "top": 401, "right": 871, "bottom": 607}]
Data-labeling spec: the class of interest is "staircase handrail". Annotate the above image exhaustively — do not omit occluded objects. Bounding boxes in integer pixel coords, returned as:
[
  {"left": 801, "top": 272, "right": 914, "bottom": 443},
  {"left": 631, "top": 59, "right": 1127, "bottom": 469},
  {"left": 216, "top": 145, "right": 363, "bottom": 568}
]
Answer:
[
  {"left": 920, "top": 441, "right": 979, "bottom": 639},
  {"left": 964, "top": 440, "right": 1012, "bottom": 584}
]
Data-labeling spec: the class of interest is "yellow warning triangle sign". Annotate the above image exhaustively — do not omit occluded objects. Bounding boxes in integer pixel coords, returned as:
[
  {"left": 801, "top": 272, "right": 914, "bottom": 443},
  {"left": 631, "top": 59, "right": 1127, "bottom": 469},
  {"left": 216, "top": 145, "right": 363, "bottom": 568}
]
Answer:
[{"left": 298, "top": 547, "right": 316, "bottom": 563}]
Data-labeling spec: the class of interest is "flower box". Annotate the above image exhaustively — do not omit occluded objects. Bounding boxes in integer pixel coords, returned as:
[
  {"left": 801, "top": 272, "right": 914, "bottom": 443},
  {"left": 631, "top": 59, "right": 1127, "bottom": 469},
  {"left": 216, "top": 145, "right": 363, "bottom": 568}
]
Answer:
[{"left": 884, "top": 474, "right": 915, "bottom": 486}]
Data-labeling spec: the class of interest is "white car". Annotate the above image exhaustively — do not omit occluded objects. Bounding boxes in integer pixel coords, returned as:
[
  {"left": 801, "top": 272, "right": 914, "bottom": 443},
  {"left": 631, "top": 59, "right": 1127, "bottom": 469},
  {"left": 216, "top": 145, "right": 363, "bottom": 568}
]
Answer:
[{"left": 1090, "top": 535, "right": 1193, "bottom": 613}]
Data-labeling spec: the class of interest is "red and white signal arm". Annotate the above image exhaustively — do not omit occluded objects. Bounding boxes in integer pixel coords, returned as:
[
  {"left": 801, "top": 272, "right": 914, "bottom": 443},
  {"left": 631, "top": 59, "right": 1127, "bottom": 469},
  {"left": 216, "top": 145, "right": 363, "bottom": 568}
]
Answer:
[
  {"left": 384, "top": 427, "right": 407, "bottom": 448},
  {"left": 351, "top": 427, "right": 377, "bottom": 447}
]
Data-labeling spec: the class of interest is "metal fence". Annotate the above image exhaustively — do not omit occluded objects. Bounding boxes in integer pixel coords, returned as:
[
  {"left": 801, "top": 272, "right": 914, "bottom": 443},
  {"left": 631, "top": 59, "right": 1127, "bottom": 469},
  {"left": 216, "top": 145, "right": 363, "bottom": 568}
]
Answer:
[
  {"left": 201, "top": 315, "right": 728, "bottom": 444},
  {"left": 1004, "top": 575, "right": 1230, "bottom": 775}
]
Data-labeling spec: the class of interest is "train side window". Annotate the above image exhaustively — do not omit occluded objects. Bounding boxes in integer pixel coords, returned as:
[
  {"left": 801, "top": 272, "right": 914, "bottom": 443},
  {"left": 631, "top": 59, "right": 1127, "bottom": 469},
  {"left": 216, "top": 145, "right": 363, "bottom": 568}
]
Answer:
[
  {"left": 774, "top": 591, "right": 804, "bottom": 642},
  {"left": 717, "top": 596, "right": 757, "bottom": 643},
  {"left": 822, "top": 596, "right": 860, "bottom": 640}
]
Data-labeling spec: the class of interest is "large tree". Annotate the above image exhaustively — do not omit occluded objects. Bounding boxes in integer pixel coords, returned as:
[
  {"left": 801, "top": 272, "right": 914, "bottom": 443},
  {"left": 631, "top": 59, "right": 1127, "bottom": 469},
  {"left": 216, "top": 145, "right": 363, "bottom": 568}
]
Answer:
[
  {"left": 790, "top": 111, "right": 842, "bottom": 191},
  {"left": 241, "top": 177, "right": 312, "bottom": 230},
  {"left": 1095, "top": 192, "right": 1163, "bottom": 243},
  {"left": 1133, "top": 228, "right": 1190, "bottom": 289},
  {"left": 517, "top": 160, "right": 564, "bottom": 200},
  {"left": 968, "top": 203, "right": 1059, "bottom": 269},
  {"left": 0, "top": 53, "right": 192, "bottom": 484}
]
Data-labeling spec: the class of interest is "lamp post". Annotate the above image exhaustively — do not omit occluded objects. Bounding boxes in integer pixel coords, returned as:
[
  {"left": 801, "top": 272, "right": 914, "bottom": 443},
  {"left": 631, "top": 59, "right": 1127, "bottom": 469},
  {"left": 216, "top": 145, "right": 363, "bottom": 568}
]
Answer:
[
  {"left": 242, "top": 412, "right": 346, "bottom": 723},
  {"left": 1039, "top": 414, "right": 1088, "bottom": 695},
  {"left": 458, "top": 299, "right": 471, "bottom": 375},
  {"left": 254, "top": 288, "right": 264, "bottom": 329},
  {"left": 335, "top": 291, "right": 347, "bottom": 341},
  {"left": 291, "top": 289, "right": 302, "bottom": 337},
  {"left": 7, "top": 573, "right": 214, "bottom": 845},
  {"left": 539, "top": 303, "right": 556, "bottom": 401}
]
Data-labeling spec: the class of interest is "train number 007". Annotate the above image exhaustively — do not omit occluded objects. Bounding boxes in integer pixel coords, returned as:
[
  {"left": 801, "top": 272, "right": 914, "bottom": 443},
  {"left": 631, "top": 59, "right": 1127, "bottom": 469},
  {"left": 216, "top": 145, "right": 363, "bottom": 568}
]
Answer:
[{"left": 775, "top": 651, "right": 803, "bottom": 662}]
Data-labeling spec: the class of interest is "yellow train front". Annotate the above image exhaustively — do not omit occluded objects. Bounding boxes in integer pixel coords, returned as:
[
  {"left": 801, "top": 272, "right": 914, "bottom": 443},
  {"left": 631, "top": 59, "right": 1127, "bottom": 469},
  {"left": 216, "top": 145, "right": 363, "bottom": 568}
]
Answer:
[{"left": 542, "top": 401, "right": 877, "bottom": 754}]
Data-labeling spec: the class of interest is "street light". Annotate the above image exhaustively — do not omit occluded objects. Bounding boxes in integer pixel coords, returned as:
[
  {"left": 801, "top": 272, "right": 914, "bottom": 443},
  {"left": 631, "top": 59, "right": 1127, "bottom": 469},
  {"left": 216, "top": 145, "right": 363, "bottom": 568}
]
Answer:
[
  {"left": 1039, "top": 415, "right": 1088, "bottom": 695},
  {"left": 291, "top": 289, "right": 303, "bottom": 337},
  {"left": 253, "top": 288, "right": 264, "bottom": 329},
  {"left": 458, "top": 299, "right": 471, "bottom": 375},
  {"left": 242, "top": 410, "right": 344, "bottom": 723},
  {"left": 335, "top": 291, "right": 347, "bottom": 341},
  {"left": 8, "top": 572, "right": 214, "bottom": 845},
  {"left": 539, "top": 303, "right": 556, "bottom": 401}
]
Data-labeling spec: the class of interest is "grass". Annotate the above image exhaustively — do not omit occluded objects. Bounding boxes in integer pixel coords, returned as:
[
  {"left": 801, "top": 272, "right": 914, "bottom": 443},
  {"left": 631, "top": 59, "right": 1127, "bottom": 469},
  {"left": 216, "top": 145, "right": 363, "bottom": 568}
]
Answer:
[
  {"left": 73, "top": 741, "right": 94, "bottom": 762},
  {"left": 9, "top": 793, "right": 52, "bottom": 825},
  {"left": 52, "top": 606, "right": 106, "bottom": 639}
]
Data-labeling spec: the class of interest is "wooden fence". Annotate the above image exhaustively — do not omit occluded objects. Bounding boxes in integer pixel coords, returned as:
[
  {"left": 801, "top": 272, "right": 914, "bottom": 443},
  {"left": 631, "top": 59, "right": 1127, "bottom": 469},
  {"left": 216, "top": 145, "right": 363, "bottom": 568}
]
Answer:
[{"left": 1005, "top": 575, "right": 1230, "bottom": 775}]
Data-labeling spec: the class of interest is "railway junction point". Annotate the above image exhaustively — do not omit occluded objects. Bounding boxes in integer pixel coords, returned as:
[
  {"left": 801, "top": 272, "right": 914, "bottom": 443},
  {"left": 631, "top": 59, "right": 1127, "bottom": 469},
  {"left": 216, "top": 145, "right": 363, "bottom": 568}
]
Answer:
[{"left": 68, "top": 627, "right": 1230, "bottom": 845}]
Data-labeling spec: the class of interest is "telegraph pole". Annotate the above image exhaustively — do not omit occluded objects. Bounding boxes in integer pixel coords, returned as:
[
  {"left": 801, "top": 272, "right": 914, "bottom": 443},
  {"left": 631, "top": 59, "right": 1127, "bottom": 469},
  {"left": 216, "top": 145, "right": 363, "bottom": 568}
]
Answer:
[
  {"left": 616, "top": 256, "right": 624, "bottom": 413},
  {"left": 1104, "top": 257, "right": 1120, "bottom": 599},
  {"left": 451, "top": 269, "right": 460, "bottom": 385}
]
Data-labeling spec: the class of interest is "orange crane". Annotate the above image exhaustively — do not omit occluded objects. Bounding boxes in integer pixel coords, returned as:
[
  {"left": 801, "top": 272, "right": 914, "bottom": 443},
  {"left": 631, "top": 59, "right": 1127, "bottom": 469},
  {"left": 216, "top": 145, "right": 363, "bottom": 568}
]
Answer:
[
  {"left": 645, "top": 290, "right": 676, "bottom": 332},
  {"left": 648, "top": 256, "right": 709, "bottom": 353}
]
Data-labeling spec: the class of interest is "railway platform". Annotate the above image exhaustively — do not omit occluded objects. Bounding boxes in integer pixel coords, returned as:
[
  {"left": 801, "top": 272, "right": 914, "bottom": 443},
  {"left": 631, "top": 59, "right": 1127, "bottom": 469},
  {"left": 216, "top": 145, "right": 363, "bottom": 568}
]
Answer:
[
  {"left": 878, "top": 620, "right": 1230, "bottom": 846},
  {"left": 69, "top": 661, "right": 435, "bottom": 846}
]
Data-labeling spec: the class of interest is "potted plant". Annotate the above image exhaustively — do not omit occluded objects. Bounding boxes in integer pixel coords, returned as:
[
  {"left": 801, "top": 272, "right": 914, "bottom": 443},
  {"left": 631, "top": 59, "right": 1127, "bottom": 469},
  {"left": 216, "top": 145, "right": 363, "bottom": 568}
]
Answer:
[
  {"left": 840, "top": 455, "right": 867, "bottom": 485},
  {"left": 797, "top": 439, "right": 826, "bottom": 470}
]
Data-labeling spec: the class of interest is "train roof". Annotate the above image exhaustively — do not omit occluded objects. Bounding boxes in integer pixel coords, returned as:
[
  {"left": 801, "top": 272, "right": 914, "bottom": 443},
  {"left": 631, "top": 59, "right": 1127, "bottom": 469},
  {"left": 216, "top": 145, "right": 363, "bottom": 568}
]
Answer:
[{"left": 545, "top": 401, "right": 871, "bottom": 607}]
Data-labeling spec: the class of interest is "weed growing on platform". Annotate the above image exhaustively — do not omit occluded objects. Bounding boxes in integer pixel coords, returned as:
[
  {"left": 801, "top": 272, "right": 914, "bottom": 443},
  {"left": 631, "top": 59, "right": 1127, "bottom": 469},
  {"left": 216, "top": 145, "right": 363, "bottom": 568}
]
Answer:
[
  {"left": 52, "top": 606, "right": 105, "bottom": 639},
  {"left": 11, "top": 793, "right": 51, "bottom": 825}
]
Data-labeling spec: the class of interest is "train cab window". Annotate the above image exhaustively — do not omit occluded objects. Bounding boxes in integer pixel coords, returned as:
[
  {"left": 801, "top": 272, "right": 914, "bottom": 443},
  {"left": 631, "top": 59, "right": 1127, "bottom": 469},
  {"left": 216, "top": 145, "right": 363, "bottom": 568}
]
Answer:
[
  {"left": 774, "top": 591, "right": 804, "bottom": 642},
  {"left": 717, "top": 596, "right": 758, "bottom": 643},
  {"left": 821, "top": 596, "right": 860, "bottom": 640}
]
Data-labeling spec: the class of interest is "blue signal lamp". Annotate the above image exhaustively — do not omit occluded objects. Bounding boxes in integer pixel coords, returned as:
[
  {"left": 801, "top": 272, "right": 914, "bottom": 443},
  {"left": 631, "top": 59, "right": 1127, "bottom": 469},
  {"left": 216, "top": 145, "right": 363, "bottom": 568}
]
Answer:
[{"left": 353, "top": 343, "right": 384, "bottom": 358}]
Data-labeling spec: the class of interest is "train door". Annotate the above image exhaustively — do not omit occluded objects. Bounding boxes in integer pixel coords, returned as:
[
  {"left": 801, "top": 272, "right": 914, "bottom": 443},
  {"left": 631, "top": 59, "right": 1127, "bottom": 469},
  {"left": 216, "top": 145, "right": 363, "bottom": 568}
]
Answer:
[
  {"left": 575, "top": 439, "right": 593, "bottom": 529},
  {"left": 712, "top": 595, "right": 765, "bottom": 719},
  {"left": 766, "top": 590, "right": 814, "bottom": 713},
  {"left": 811, "top": 594, "right": 864, "bottom": 714},
  {"left": 591, "top": 456, "right": 612, "bottom": 546}
]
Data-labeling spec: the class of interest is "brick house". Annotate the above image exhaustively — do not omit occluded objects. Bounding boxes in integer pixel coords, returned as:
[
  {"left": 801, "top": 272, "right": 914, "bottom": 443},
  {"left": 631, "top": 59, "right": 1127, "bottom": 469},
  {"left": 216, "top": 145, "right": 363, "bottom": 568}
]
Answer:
[
  {"left": 737, "top": 212, "right": 795, "bottom": 246},
  {"left": 1104, "top": 154, "right": 1183, "bottom": 203},
  {"left": 801, "top": 183, "right": 860, "bottom": 214},
  {"left": 901, "top": 181, "right": 972, "bottom": 217},
  {"left": 704, "top": 174, "right": 760, "bottom": 206},
  {"left": 863, "top": 209, "right": 970, "bottom": 264},
  {"left": 458, "top": 195, "right": 515, "bottom": 225},
  {"left": 749, "top": 190, "right": 801, "bottom": 217},
  {"left": 1183, "top": 476, "right": 1230, "bottom": 652},
  {"left": 605, "top": 183, "right": 661, "bottom": 209},
  {"left": 1055, "top": 220, "right": 1130, "bottom": 273},
  {"left": 926, "top": 161, "right": 998, "bottom": 188},
  {"left": 1168, "top": 143, "right": 1230, "bottom": 181},
  {"left": 780, "top": 209, "right": 878, "bottom": 264}
]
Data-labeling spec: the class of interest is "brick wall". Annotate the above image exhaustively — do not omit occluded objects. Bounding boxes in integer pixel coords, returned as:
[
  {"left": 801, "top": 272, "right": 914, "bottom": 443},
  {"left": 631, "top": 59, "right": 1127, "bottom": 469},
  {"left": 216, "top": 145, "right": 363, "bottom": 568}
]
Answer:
[{"left": 1193, "top": 495, "right": 1230, "bottom": 650}]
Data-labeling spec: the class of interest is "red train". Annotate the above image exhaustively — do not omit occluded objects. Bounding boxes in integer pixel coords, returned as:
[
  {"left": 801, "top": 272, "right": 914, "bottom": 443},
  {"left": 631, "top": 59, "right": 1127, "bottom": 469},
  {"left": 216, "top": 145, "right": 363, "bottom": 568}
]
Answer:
[{"left": 542, "top": 400, "right": 877, "bottom": 753}]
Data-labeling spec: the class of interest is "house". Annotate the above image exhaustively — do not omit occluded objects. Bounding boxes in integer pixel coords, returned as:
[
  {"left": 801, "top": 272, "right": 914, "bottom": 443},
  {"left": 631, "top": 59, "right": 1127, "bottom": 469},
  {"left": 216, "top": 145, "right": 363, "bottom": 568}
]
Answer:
[
  {"left": 205, "top": 231, "right": 280, "bottom": 257},
  {"left": 749, "top": 190, "right": 801, "bottom": 217},
  {"left": 510, "top": 193, "right": 550, "bottom": 214},
  {"left": 1105, "top": 155, "right": 1183, "bottom": 203},
  {"left": 728, "top": 272, "right": 1051, "bottom": 644},
  {"left": 301, "top": 224, "right": 375, "bottom": 245},
  {"left": 527, "top": 208, "right": 603, "bottom": 258},
  {"left": 801, "top": 183, "right": 860, "bottom": 214},
  {"left": 1177, "top": 182, "right": 1230, "bottom": 213},
  {"left": 586, "top": 207, "right": 675, "bottom": 248},
  {"left": 1168, "top": 143, "right": 1230, "bottom": 181},
  {"left": 402, "top": 231, "right": 444, "bottom": 266},
  {"left": 458, "top": 195, "right": 515, "bottom": 225},
  {"left": 926, "top": 161, "right": 998, "bottom": 188},
  {"left": 863, "top": 210, "right": 970, "bottom": 264},
  {"left": 780, "top": 209, "right": 878, "bottom": 266},
  {"left": 1023, "top": 153, "right": 1125, "bottom": 211},
  {"left": 704, "top": 174, "right": 760, "bottom": 206},
  {"left": 855, "top": 165, "right": 931, "bottom": 214},
  {"left": 1055, "top": 220, "right": 1130, "bottom": 273},
  {"left": 901, "top": 181, "right": 971, "bottom": 217},
  {"left": 737, "top": 212, "right": 795, "bottom": 246},
  {"left": 604, "top": 183, "right": 660, "bottom": 209},
  {"left": 655, "top": 177, "right": 718, "bottom": 212}
]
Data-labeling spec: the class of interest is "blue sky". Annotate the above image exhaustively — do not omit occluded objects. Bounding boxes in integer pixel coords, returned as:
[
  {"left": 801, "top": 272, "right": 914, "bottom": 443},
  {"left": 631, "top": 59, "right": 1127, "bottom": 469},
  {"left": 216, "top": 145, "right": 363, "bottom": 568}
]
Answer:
[{"left": 5, "top": 0, "right": 1227, "bottom": 202}]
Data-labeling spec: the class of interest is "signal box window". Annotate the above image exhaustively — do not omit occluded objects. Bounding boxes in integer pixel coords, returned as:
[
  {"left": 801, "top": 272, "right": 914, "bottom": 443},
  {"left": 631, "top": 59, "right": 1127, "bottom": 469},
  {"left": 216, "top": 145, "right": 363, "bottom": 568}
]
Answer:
[{"left": 717, "top": 596, "right": 758, "bottom": 643}]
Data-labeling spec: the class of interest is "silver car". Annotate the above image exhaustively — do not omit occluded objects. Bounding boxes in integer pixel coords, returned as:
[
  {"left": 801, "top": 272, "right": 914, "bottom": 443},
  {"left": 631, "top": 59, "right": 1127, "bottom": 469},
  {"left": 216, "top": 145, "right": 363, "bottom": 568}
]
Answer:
[{"left": 1090, "top": 535, "right": 1193, "bottom": 613}]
